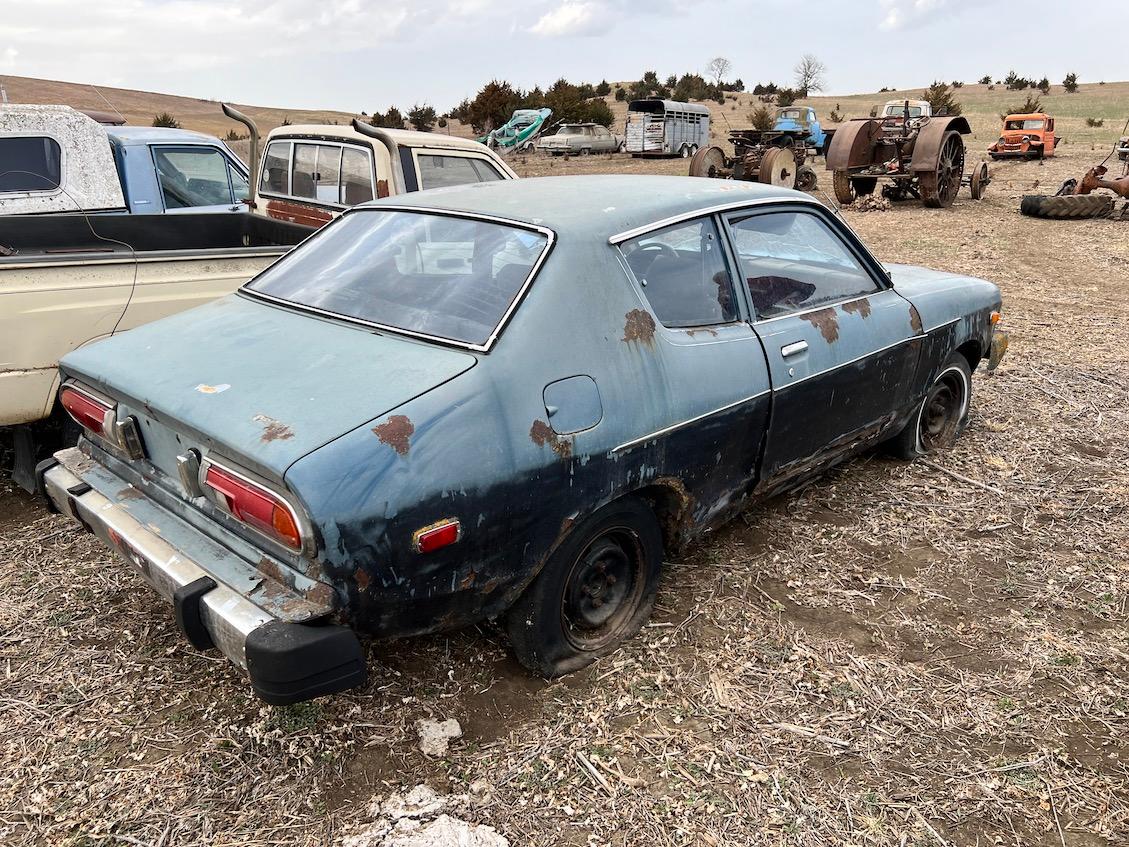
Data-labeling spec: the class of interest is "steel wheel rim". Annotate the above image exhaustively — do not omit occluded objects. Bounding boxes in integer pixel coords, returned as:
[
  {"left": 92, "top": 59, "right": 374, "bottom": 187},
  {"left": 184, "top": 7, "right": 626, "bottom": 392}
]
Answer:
[
  {"left": 918, "top": 367, "right": 967, "bottom": 451},
  {"left": 936, "top": 135, "right": 964, "bottom": 205},
  {"left": 561, "top": 528, "right": 645, "bottom": 651}
]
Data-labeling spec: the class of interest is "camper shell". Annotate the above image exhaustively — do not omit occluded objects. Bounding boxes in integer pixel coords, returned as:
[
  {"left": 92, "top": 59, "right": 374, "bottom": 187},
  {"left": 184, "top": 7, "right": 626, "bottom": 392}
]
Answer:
[{"left": 625, "top": 99, "right": 710, "bottom": 158}]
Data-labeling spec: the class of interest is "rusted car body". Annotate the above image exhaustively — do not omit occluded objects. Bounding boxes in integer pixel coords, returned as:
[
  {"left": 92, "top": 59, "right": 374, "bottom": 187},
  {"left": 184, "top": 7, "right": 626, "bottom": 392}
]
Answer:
[
  {"left": 39, "top": 176, "right": 1007, "bottom": 704},
  {"left": 989, "top": 113, "right": 1057, "bottom": 159}
]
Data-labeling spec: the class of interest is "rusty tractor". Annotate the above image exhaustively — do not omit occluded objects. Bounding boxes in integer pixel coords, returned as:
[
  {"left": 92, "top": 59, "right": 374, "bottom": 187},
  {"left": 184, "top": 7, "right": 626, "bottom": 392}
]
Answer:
[
  {"left": 689, "top": 129, "right": 821, "bottom": 191},
  {"left": 826, "top": 104, "right": 988, "bottom": 208}
]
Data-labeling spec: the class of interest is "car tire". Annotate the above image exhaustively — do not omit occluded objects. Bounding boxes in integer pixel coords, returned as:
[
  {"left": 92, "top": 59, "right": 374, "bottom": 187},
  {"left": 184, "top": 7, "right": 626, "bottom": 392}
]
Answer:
[
  {"left": 579, "top": 147, "right": 590, "bottom": 156},
  {"left": 618, "top": 141, "right": 627, "bottom": 153},
  {"left": 1020, "top": 193, "right": 1113, "bottom": 219},
  {"left": 887, "top": 353, "right": 973, "bottom": 459},
  {"left": 506, "top": 497, "right": 664, "bottom": 677},
  {"left": 680, "top": 145, "right": 691, "bottom": 158}
]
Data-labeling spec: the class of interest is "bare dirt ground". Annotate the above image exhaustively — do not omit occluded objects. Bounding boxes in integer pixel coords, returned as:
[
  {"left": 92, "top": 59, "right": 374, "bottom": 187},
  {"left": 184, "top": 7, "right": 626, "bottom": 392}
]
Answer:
[{"left": 2, "top": 142, "right": 1127, "bottom": 847}]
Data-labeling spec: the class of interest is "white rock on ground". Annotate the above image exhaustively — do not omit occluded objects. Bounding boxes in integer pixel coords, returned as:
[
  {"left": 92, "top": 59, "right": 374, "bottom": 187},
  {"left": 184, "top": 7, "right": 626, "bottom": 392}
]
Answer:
[
  {"left": 415, "top": 718, "right": 463, "bottom": 757},
  {"left": 340, "top": 785, "right": 508, "bottom": 847}
]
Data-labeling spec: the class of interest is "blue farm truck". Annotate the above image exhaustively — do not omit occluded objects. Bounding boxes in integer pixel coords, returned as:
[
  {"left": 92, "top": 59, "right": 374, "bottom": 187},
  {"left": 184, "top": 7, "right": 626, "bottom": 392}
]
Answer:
[{"left": 689, "top": 106, "right": 835, "bottom": 191}]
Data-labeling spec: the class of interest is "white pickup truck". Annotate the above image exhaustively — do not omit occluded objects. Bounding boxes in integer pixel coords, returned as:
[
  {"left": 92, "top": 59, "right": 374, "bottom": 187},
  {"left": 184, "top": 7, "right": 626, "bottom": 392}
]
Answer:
[{"left": 1, "top": 105, "right": 516, "bottom": 490}]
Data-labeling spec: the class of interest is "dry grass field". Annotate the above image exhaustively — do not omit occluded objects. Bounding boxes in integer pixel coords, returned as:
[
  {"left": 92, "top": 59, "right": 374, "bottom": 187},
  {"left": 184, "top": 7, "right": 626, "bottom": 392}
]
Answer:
[{"left": 1, "top": 77, "right": 1128, "bottom": 847}]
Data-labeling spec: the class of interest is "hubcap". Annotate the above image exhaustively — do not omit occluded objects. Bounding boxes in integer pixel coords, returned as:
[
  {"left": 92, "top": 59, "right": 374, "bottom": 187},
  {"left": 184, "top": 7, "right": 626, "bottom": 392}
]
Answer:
[{"left": 561, "top": 530, "right": 643, "bottom": 650}]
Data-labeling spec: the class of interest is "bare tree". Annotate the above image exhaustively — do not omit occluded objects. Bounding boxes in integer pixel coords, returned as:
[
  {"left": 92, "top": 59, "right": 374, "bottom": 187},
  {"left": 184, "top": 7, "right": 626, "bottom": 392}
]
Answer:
[
  {"left": 705, "top": 57, "right": 732, "bottom": 86},
  {"left": 793, "top": 54, "right": 826, "bottom": 95}
]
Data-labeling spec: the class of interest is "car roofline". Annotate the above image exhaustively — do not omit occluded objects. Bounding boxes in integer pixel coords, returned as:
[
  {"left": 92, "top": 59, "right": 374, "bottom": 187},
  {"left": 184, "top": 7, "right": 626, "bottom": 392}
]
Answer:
[{"left": 607, "top": 195, "right": 822, "bottom": 244}]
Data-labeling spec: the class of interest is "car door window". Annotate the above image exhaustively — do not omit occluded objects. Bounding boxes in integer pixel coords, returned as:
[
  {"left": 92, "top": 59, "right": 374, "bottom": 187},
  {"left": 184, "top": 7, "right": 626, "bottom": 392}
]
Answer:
[
  {"left": 229, "top": 162, "right": 249, "bottom": 202},
  {"left": 622, "top": 217, "right": 736, "bottom": 328},
  {"left": 339, "top": 147, "right": 374, "bottom": 205},
  {"left": 417, "top": 154, "right": 504, "bottom": 190},
  {"left": 260, "top": 140, "right": 290, "bottom": 195},
  {"left": 153, "top": 147, "right": 233, "bottom": 208},
  {"left": 727, "top": 211, "right": 879, "bottom": 320}
]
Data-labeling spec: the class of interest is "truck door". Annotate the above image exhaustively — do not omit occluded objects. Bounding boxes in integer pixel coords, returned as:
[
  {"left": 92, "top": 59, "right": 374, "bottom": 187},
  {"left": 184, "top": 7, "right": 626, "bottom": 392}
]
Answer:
[
  {"left": 151, "top": 145, "right": 247, "bottom": 214},
  {"left": 721, "top": 207, "right": 922, "bottom": 490}
]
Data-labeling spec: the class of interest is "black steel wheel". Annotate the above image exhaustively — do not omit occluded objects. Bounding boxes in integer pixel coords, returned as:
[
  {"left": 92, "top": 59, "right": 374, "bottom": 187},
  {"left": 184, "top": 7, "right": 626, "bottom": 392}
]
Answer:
[
  {"left": 887, "top": 353, "right": 972, "bottom": 459},
  {"left": 919, "top": 130, "right": 966, "bottom": 208},
  {"left": 796, "top": 165, "right": 818, "bottom": 191},
  {"left": 506, "top": 497, "right": 663, "bottom": 676}
]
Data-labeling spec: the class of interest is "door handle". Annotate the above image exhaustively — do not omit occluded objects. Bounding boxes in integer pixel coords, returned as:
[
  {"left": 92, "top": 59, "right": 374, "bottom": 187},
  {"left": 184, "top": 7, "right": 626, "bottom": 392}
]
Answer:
[{"left": 781, "top": 341, "right": 808, "bottom": 358}]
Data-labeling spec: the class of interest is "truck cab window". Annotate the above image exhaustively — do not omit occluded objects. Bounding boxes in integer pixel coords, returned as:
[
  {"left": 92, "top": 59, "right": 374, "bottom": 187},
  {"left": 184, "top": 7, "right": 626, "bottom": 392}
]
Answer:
[
  {"left": 622, "top": 217, "right": 736, "bottom": 328},
  {"left": 341, "top": 147, "right": 374, "bottom": 205},
  {"left": 0, "top": 136, "right": 62, "bottom": 193},
  {"left": 727, "top": 212, "right": 879, "bottom": 320},
  {"left": 153, "top": 147, "right": 234, "bottom": 208},
  {"left": 260, "top": 141, "right": 290, "bottom": 195},
  {"left": 416, "top": 154, "right": 504, "bottom": 190}
]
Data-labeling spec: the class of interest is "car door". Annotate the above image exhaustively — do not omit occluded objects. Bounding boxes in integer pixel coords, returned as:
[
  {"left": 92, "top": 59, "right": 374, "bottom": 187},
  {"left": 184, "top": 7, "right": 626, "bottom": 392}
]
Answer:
[
  {"left": 721, "top": 207, "right": 922, "bottom": 489},
  {"left": 617, "top": 215, "right": 771, "bottom": 505},
  {"left": 593, "top": 126, "right": 612, "bottom": 152},
  {"left": 151, "top": 145, "right": 244, "bottom": 214}
]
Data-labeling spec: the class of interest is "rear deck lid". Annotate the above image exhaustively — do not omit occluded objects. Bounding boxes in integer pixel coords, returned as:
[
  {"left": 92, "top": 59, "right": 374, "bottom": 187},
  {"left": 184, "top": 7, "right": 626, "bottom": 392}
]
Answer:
[{"left": 60, "top": 294, "right": 477, "bottom": 481}]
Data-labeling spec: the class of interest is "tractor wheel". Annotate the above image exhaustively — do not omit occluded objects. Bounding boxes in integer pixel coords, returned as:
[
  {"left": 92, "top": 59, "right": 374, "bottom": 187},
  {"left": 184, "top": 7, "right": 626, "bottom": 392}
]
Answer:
[
  {"left": 796, "top": 165, "right": 818, "bottom": 191},
  {"left": 759, "top": 147, "right": 796, "bottom": 187},
  {"left": 1020, "top": 194, "right": 1114, "bottom": 219},
  {"left": 919, "top": 130, "right": 966, "bottom": 208},
  {"left": 832, "top": 172, "right": 877, "bottom": 205},
  {"left": 969, "top": 162, "right": 990, "bottom": 200},
  {"left": 689, "top": 145, "right": 728, "bottom": 179}
]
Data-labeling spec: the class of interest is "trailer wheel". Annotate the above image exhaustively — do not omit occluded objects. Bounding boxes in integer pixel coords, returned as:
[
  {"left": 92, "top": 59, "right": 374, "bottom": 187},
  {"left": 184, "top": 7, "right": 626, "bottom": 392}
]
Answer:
[
  {"left": 796, "top": 165, "right": 818, "bottom": 191},
  {"left": 1020, "top": 194, "right": 1114, "bottom": 219},
  {"left": 919, "top": 130, "right": 965, "bottom": 208},
  {"left": 832, "top": 172, "right": 877, "bottom": 205},
  {"left": 969, "top": 162, "right": 990, "bottom": 200},
  {"left": 759, "top": 147, "right": 795, "bottom": 188},
  {"left": 689, "top": 145, "right": 727, "bottom": 179}
]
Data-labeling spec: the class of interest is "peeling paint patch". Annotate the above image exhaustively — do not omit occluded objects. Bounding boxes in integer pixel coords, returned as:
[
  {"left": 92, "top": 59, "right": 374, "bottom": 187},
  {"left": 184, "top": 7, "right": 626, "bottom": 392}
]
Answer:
[
  {"left": 530, "top": 419, "right": 573, "bottom": 459},
  {"left": 909, "top": 304, "right": 923, "bottom": 334},
  {"left": 800, "top": 308, "right": 839, "bottom": 343},
  {"left": 842, "top": 298, "right": 872, "bottom": 319},
  {"left": 373, "top": 415, "right": 414, "bottom": 456},
  {"left": 622, "top": 309, "right": 656, "bottom": 345},
  {"left": 195, "top": 383, "right": 230, "bottom": 394},
  {"left": 253, "top": 414, "right": 294, "bottom": 442}
]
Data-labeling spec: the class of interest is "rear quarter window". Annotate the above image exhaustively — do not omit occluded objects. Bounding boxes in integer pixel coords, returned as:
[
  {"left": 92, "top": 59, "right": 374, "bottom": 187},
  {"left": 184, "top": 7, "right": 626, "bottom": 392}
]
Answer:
[
  {"left": 0, "top": 136, "right": 62, "bottom": 193},
  {"left": 417, "top": 154, "right": 504, "bottom": 190}
]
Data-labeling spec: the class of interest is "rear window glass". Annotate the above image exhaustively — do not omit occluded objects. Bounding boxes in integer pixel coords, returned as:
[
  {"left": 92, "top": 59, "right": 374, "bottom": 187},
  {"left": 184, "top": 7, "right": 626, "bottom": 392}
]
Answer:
[
  {"left": 0, "top": 136, "right": 62, "bottom": 193},
  {"left": 260, "top": 141, "right": 290, "bottom": 195},
  {"left": 245, "top": 210, "right": 550, "bottom": 347},
  {"left": 417, "top": 155, "right": 504, "bottom": 190}
]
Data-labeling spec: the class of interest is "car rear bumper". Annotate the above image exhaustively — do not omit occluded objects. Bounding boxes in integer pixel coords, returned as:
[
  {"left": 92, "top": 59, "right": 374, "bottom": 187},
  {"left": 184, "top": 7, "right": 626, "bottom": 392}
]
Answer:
[{"left": 38, "top": 446, "right": 366, "bottom": 704}]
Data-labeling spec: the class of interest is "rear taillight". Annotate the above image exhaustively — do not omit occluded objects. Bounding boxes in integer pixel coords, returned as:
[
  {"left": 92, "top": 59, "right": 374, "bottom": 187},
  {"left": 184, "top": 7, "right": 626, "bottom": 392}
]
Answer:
[
  {"left": 60, "top": 385, "right": 112, "bottom": 435},
  {"left": 203, "top": 463, "right": 303, "bottom": 550}
]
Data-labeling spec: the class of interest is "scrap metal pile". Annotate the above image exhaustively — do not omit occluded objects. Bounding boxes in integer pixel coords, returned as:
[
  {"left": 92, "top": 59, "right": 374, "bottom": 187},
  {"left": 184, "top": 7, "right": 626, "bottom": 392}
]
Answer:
[{"left": 1022, "top": 123, "right": 1129, "bottom": 220}]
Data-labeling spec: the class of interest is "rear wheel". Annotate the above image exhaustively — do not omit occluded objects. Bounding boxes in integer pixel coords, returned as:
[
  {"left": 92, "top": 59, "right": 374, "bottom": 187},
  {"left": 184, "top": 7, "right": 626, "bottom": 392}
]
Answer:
[
  {"left": 689, "top": 145, "right": 727, "bottom": 178},
  {"left": 506, "top": 497, "right": 664, "bottom": 676},
  {"left": 888, "top": 353, "right": 972, "bottom": 459},
  {"left": 919, "top": 130, "right": 965, "bottom": 208}
]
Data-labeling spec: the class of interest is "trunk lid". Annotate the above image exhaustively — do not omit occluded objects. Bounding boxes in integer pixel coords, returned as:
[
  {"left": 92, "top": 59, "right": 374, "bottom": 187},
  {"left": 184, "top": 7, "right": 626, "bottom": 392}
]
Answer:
[{"left": 60, "top": 294, "right": 477, "bottom": 484}]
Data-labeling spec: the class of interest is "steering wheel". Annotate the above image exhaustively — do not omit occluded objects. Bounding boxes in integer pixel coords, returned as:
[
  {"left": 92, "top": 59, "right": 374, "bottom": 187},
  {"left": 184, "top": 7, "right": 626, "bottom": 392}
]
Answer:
[{"left": 628, "top": 242, "right": 679, "bottom": 277}]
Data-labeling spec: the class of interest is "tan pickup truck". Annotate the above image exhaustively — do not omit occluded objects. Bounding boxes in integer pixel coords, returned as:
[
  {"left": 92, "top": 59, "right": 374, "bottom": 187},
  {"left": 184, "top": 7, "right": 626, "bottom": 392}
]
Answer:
[{"left": 2, "top": 106, "right": 516, "bottom": 489}]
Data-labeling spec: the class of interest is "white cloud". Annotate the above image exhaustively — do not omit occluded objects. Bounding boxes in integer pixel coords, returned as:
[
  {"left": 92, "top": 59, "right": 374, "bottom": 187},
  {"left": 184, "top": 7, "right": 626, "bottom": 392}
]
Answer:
[
  {"left": 529, "top": 2, "right": 605, "bottom": 37},
  {"left": 1, "top": 48, "right": 18, "bottom": 70},
  {"left": 879, "top": 0, "right": 962, "bottom": 30}
]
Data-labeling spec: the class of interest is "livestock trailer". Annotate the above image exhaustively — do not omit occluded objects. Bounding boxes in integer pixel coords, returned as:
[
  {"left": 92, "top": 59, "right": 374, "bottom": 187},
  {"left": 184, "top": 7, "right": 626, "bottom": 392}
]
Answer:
[{"left": 625, "top": 99, "right": 710, "bottom": 158}]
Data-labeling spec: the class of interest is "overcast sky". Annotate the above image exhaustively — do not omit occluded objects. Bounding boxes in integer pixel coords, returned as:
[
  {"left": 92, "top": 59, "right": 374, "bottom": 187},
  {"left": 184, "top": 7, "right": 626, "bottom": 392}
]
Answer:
[{"left": 2, "top": 0, "right": 1126, "bottom": 112}]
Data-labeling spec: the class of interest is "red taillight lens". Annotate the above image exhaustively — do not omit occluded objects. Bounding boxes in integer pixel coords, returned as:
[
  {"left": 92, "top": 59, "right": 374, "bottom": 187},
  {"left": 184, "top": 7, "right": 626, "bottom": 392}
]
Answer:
[
  {"left": 413, "top": 519, "right": 461, "bottom": 554},
  {"left": 60, "top": 386, "right": 111, "bottom": 435},
  {"left": 203, "top": 464, "right": 303, "bottom": 550}
]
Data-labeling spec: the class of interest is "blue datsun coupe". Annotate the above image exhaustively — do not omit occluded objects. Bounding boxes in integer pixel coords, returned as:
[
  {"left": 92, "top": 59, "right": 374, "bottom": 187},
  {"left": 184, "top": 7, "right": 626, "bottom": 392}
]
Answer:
[{"left": 40, "top": 176, "right": 1007, "bottom": 703}]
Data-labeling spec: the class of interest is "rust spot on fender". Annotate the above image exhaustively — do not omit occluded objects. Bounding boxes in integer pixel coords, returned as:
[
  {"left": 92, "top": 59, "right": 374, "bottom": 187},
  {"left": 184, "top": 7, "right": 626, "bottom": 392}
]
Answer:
[
  {"left": 842, "top": 298, "right": 872, "bottom": 319},
  {"left": 253, "top": 414, "right": 294, "bottom": 442},
  {"left": 800, "top": 308, "right": 839, "bottom": 343},
  {"left": 372, "top": 415, "right": 414, "bottom": 456},
  {"left": 257, "top": 556, "right": 289, "bottom": 585},
  {"left": 530, "top": 419, "right": 573, "bottom": 459},
  {"left": 622, "top": 309, "right": 656, "bottom": 345},
  {"left": 909, "top": 304, "right": 923, "bottom": 334}
]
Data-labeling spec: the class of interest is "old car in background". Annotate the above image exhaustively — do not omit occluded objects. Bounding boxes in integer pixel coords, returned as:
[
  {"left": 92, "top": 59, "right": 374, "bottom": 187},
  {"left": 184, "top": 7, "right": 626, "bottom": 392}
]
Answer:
[
  {"left": 989, "top": 112, "right": 1058, "bottom": 159},
  {"left": 39, "top": 175, "right": 1006, "bottom": 704},
  {"left": 0, "top": 105, "right": 249, "bottom": 215},
  {"left": 625, "top": 99, "right": 710, "bottom": 157},
  {"left": 536, "top": 122, "right": 624, "bottom": 155},
  {"left": 224, "top": 106, "right": 516, "bottom": 228}
]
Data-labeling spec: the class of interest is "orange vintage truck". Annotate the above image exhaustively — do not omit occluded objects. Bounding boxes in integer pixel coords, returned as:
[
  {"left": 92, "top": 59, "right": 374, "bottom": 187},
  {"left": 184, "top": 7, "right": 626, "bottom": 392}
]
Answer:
[{"left": 989, "top": 113, "right": 1058, "bottom": 159}]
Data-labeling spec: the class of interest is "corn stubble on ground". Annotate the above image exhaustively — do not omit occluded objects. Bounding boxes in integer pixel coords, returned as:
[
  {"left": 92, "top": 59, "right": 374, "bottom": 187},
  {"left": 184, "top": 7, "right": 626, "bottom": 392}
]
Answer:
[{"left": 1, "top": 143, "right": 1127, "bottom": 846}]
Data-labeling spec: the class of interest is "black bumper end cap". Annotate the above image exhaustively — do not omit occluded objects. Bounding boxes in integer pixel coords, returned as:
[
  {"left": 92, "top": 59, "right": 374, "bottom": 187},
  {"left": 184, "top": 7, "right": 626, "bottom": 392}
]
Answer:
[
  {"left": 245, "top": 621, "right": 366, "bottom": 706},
  {"left": 173, "top": 576, "right": 218, "bottom": 650},
  {"left": 34, "top": 457, "right": 60, "bottom": 511}
]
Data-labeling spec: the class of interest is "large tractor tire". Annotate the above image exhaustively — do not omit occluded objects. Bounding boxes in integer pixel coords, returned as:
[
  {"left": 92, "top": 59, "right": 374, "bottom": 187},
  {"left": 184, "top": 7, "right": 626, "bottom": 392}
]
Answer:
[
  {"left": 919, "top": 130, "right": 965, "bottom": 208},
  {"left": 689, "top": 145, "right": 727, "bottom": 179},
  {"left": 1020, "top": 194, "right": 1114, "bottom": 219},
  {"left": 759, "top": 147, "right": 796, "bottom": 188}
]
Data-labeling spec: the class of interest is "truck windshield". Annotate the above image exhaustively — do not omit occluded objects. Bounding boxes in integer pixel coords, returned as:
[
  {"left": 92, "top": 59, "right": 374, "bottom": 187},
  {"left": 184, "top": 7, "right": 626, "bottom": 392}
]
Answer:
[
  {"left": 245, "top": 210, "right": 550, "bottom": 348},
  {"left": 1005, "top": 119, "right": 1044, "bottom": 130},
  {"left": 884, "top": 105, "right": 924, "bottom": 118}
]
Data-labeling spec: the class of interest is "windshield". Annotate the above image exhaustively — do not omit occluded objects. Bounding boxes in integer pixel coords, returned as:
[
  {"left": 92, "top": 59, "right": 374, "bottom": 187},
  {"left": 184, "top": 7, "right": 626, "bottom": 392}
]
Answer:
[
  {"left": 884, "top": 104, "right": 924, "bottom": 118},
  {"left": 246, "top": 210, "right": 550, "bottom": 347},
  {"left": 778, "top": 110, "right": 802, "bottom": 120},
  {"left": 1005, "top": 119, "right": 1044, "bottom": 130},
  {"left": 559, "top": 125, "right": 588, "bottom": 135}
]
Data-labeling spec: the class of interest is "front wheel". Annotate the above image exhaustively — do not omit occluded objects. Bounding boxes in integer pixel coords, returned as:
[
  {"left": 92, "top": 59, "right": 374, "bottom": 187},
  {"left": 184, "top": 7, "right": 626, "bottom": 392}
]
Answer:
[
  {"left": 506, "top": 497, "right": 664, "bottom": 676},
  {"left": 887, "top": 353, "right": 972, "bottom": 459}
]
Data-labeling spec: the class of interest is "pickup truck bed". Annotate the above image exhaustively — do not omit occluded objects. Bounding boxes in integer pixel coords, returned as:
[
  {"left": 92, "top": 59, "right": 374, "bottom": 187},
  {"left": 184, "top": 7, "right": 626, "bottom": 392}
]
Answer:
[{"left": 1, "top": 212, "right": 312, "bottom": 487}]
